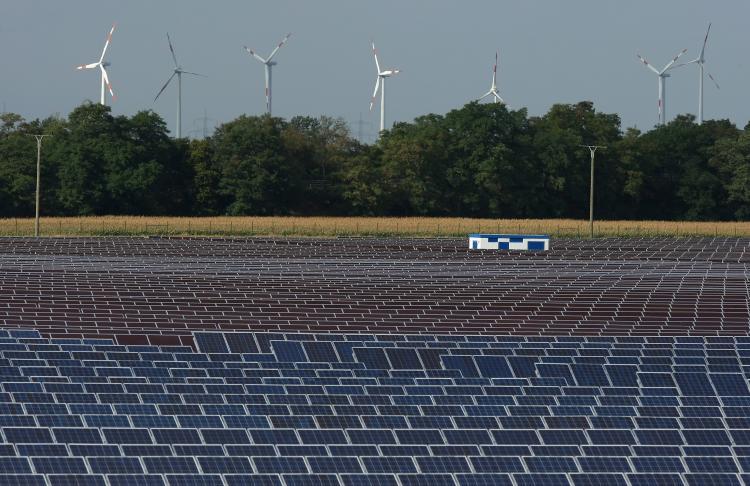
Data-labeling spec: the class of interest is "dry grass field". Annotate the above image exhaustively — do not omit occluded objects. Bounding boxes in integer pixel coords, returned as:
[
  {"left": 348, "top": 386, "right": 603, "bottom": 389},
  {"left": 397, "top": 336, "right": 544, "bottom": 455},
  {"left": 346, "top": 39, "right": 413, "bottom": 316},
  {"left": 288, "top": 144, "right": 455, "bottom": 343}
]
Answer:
[{"left": 0, "top": 216, "right": 748, "bottom": 238}]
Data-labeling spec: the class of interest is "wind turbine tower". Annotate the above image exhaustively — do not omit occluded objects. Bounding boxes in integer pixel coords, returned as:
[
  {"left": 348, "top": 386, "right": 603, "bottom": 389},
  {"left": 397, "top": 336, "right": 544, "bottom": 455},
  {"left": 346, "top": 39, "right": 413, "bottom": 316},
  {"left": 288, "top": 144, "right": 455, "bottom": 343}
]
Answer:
[
  {"left": 76, "top": 24, "right": 116, "bottom": 105},
  {"left": 478, "top": 51, "right": 506, "bottom": 104},
  {"left": 369, "top": 41, "right": 400, "bottom": 133},
  {"left": 637, "top": 48, "right": 688, "bottom": 125},
  {"left": 682, "top": 23, "right": 720, "bottom": 124},
  {"left": 154, "top": 33, "right": 205, "bottom": 138},
  {"left": 244, "top": 33, "right": 292, "bottom": 115}
]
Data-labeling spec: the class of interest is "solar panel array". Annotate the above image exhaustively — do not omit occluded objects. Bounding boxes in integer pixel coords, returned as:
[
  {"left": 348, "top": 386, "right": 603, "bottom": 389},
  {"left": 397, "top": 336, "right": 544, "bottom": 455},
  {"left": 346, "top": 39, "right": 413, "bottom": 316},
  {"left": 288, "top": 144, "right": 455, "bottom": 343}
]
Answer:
[
  {"left": 1, "top": 328, "right": 750, "bottom": 485},
  {"left": 1, "top": 236, "right": 749, "bottom": 484},
  {"left": 1, "top": 237, "right": 748, "bottom": 344}
]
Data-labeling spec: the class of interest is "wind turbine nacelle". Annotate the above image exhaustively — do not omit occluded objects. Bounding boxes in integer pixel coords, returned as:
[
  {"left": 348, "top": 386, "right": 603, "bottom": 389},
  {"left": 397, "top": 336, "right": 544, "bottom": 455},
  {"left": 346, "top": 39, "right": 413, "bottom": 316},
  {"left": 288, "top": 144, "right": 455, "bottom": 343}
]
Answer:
[
  {"left": 102, "top": 61, "right": 111, "bottom": 68},
  {"left": 267, "top": 61, "right": 277, "bottom": 67}
]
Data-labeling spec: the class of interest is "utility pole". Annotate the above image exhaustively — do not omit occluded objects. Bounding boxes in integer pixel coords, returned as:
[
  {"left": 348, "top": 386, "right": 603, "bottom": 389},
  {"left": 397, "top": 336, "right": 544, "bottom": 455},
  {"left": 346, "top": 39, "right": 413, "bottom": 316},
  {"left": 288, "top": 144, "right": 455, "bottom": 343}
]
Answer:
[
  {"left": 581, "top": 145, "right": 605, "bottom": 239},
  {"left": 29, "top": 134, "right": 50, "bottom": 238}
]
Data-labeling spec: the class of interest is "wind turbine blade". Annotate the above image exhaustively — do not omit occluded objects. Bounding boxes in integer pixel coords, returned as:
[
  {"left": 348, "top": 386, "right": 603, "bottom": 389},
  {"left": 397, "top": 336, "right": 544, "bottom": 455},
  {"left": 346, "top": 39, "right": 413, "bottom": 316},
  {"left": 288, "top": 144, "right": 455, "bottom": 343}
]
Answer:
[
  {"left": 369, "top": 77, "right": 381, "bottom": 111},
  {"left": 154, "top": 71, "right": 177, "bottom": 102},
  {"left": 77, "top": 62, "right": 100, "bottom": 70},
  {"left": 181, "top": 71, "right": 206, "bottom": 77},
  {"left": 493, "top": 51, "right": 498, "bottom": 86},
  {"left": 99, "top": 23, "right": 116, "bottom": 63},
  {"left": 167, "top": 33, "right": 179, "bottom": 68},
  {"left": 371, "top": 41, "right": 381, "bottom": 73},
  {"left": 637, "top": 54, "right": 661, "bottom": 75},
  {"left": 674, "top": 59, "right": 699, "bottom": 69},
  {"left": 243, "top": 46, "right": 267, "bottom": 63},
  {"left": 100, "top": 65, "right": 115, "bottom": 101},
  {"left": 662, "top": 48, "right": 688, "bottom": 72},
  {"left": 700, "top": 23, "right": 711, "bottom": 60},
  {"left": 266, "top": 32, "right": 291, "bottom": 62},
  {"left": 708, "top": 73, "right": 720, "bottom": 90},
  {"left": 478, "top": 90, "right": 493, "bottom": 101}
]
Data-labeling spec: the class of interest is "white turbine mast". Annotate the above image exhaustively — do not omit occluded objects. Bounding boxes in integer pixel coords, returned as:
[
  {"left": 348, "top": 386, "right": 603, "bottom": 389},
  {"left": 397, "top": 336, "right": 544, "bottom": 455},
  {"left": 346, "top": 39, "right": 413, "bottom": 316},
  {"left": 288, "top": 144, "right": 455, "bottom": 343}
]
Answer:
[
  {"left": 76, "top": 23, "right": 116, "bottom": 105},
  {"left": 679, "top": 23, "right": 720, "bottom": 124},
  {"left": 243, "top": 33, "right": 291, "bottom": 116},
  {"left": 369, "top": 41, "right": 400, "bottom": 133},
  {"left": 478, "top": 51, "right": 506, "bottom": 105},
  {"left": 154, "top": 33, "right": 205, "bottom": 139},
  {"left": 637, "top": 47, "right": 688, "bottom": 125}
]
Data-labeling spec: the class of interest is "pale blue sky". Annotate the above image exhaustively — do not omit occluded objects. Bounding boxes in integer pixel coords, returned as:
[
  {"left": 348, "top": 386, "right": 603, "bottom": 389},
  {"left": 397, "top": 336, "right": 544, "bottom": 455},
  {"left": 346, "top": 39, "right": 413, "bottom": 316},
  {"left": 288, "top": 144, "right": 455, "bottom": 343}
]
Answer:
[{"left": 1, "top": 0, "right": 748, "bottom": 140}]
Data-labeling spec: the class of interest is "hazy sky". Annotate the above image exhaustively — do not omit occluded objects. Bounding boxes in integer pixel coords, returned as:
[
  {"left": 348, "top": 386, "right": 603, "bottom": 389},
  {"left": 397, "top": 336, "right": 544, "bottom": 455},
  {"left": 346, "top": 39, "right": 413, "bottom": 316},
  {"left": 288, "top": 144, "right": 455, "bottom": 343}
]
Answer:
[{"left": 2, "top": 1, "right": 748, "bottom": 140}]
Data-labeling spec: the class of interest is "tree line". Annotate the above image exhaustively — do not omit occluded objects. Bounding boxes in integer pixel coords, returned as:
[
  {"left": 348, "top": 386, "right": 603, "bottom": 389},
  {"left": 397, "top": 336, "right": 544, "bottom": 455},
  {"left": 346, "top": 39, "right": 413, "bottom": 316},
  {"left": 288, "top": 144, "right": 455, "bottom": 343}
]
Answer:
[{"left": 1, "top": 101, "right": 749, "bottom": 220}]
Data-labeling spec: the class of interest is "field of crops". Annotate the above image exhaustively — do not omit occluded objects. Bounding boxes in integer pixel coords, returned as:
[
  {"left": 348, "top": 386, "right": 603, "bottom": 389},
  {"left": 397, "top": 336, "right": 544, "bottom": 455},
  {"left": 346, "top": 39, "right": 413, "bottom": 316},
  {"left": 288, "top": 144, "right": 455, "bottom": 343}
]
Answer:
[{"left": 1, "top": 216, "right": 750, "bottom": 237}]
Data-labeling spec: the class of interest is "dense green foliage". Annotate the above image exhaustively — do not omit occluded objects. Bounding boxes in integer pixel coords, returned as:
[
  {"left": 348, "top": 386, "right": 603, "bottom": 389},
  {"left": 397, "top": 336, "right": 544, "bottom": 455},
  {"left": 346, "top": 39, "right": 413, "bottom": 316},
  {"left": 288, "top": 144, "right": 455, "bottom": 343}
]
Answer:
[{"left": 1, "top": 101, "right": 748, "bottom": 220}]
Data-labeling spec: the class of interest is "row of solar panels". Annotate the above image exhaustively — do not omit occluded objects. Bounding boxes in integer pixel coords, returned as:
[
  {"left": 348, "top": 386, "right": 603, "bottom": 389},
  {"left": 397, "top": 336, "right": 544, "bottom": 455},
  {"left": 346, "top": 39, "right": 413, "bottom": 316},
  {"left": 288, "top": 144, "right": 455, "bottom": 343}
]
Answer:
[
  {"left": 1, "top": 471, "right": 748, "bottom": 486},
  {"left": 0, "top": 332, "right": 748, "bottom": 484}
]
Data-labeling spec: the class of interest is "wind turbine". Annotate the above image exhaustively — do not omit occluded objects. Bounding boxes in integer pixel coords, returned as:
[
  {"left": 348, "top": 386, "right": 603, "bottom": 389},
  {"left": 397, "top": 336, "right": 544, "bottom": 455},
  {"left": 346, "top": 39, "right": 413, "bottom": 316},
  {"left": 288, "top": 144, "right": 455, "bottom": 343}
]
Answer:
[
  {"left": 76, "top": 23, "right": 116, "bottom": 105},
  {"left": 478, "top": 51, "right": 506, "bottom": 104},
  {"left": 637, "top": 48, "right": 688, "bottom": 125},
  {"left": 243, "top": 33, "right": 291, "bottom": 115},
  {"left": 681, "top": 23, "right": 720, "bottom": 124},
  {"left": 369, "top": 41, "right": 400, "bottom": 133},
  {"left": 154, "top": 33, "right": 205, "bottom": 139}
]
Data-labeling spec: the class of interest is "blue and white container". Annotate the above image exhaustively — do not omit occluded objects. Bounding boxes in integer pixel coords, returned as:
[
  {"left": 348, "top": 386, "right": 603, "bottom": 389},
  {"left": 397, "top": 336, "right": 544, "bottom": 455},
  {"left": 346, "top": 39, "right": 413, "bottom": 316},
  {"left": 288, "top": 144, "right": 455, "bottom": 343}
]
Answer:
[{"left": 469, "top": 234, "right": 550, "bottom": 251}]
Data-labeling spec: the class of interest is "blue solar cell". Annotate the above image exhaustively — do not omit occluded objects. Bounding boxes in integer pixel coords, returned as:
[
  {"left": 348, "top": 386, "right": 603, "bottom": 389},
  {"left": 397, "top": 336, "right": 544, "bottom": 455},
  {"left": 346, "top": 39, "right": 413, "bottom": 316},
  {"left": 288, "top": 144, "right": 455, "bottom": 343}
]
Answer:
[
  {"left": 17, "top": 444, "right": 69, "bottom": 456},
  {"left": 107, "top": 475, "right": 166, "bottom": 486},
  {"left": 223, "top": 333, "right": 259, "bottom": 354},
  {"left": 586, "top": 429, "right": 636, "bottom": 445},
  {"left": 52, "top": 427, "right": 103, "bottom": 444},
  {"left": 253, "top": 457, "right": 308, "bottom": 474},
  {"left": 282, "top": 475, "right": 340, "bottom": 486},
  {"left": 197, "top": 456, "right": 254, "bottom": 474},
  {"left": 307, "top": 456, "right": 363, "bottom": 474},
  {"left": 397, "top": 473, "right": 457, "bottom": 486},
  {"left": 249, "top": 429, "right": 300, "bottom": 445},
  {"left": 353, "top": 348, "right": 389, "bottom": 369},
  {"left": 684, "top": 456, "right": 738, "bottom": 473},
  {"left": 474, "top": 356, "right": 513, "bottom": 378},
  {"left": 0, "top": 476, "right": 48, "bottom": 486},
  {"left": 539, "top": 429, "right": 588, "bottom": 445},
  {"left": 103, "top": 428, "right": 154, "bottom": 445},
  {"left": 578, "top": 456, "right": 631, "bottom": 473},
  {"left": 88, "top": 457, "right": 144, "bottom": 474},
  {"left": 674, "top": 373, "right": 715, "bottom": 396},
  {"left": 347, "top": 429, "right": 396, "bottom": 445},
  {"left": 151, "top": 428, "right": 201, "bottom": 445},
  {"left": 200, "top": 428, "right": 252, "bottom": 444},
  {"left": 302, "top": 342, "right": 338, "bottom": 363},
  {"left": 491, "top": 429, "right": 540, "bottom": 445},
  {"left": 570, "top": 473, "right": 629, "bottom": 486},
  {"left": 0, "top": 457, "right": 32, "bottom": 473},
  {"left": 441, "top": 355, "right": 480, "bottom": 378},
  {"left": 31, "top": 457, "right": 88, "bottom": 474},
  {"left": 161, "top": 475, "right": 224, "bottom": 486},
  {"left": 272, "top": 341, "right": 307, "bottom": 362},
  {"left": 631, "top": 457, "right": 685, "bottom": 473},
  {"left": 142, "top": 457, "right": 199, "bottom": 474},
  {"left": 224, "top": 475, "right": 281, "bottom": 486},
  {"left": 195, "top": 333, "right": 229, "bottom": 354},
  {"left": 3, "top": 427, "right": 53, "bottom": 443},
  {"left": 571, "top": 364, "right": 611, "bottom": 386},
  {"left": 711, "top": 373, "right": 750, "bottom": 396},
  {"left": 415, "top": 456, "right": 471, "bottom": 473},
  {"left": 469, "top": 456, "right": 524, "bottom": 473},
  {"left": 605, "top": 365, "right": 638, "bottom": 387},
  {"left": 340, "top": 474, "right": 399, "bottom": 486},
  {"left": 524, "top": 456, "right": 579, "bottom": 473},
  {"left": 685, "top": 474, "right": 741, "bottom": 486}
]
